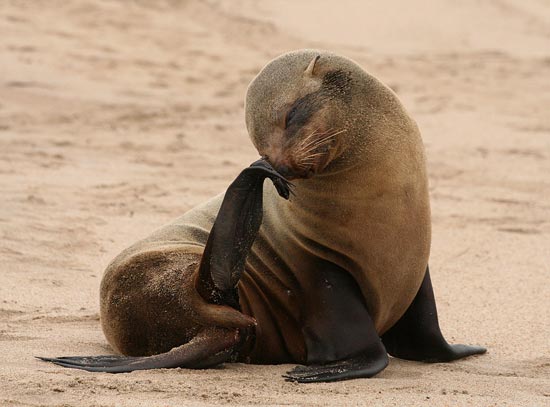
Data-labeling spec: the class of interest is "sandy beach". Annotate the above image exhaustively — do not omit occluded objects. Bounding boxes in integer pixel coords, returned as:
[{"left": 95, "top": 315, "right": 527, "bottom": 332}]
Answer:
[{"left": 1, "top": 0, "right": 549, "bottom": 405}]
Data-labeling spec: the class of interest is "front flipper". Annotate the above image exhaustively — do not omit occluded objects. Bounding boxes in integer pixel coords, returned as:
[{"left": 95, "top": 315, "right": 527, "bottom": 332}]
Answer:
[
  {"left": 196, "top": 158, "right": 292, "bottom": 308},
  {"left": 382, "top": 266, "right": 487, "bottom": 362},
  {"left": 37, "top": 327, "right": 239, "bottom": 373},
  {"left": 284, "top": 265, "right": 389, "bottom": 383},
  {"left": 284, "top": 347, "right": 388, "bottom": 383}
]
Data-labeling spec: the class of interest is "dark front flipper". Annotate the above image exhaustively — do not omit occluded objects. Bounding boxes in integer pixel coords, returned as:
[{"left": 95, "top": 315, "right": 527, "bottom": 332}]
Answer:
[
  {"left": 284, "top": 265, "right": 388, "bottom": 383},
  {"left": 284, "top": 346, "right": 388, "bottom": 383},
  {"left": 382, "top": 266, "right": 487, "bottom": 362},
  {"left": 36, "top": 327, "right": 239, "bottom": 373},
  {"left": 196, "top": 158, "right": 292, "bottom": 308}
]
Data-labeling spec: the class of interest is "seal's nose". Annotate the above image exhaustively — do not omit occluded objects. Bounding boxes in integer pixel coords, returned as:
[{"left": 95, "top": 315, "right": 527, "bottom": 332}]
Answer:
[
  {"left": 277, "top": 164, "right": 291, "bottom": 178},
  {"left": 262, "top": 153, "right": 298, "bottom": 179}
]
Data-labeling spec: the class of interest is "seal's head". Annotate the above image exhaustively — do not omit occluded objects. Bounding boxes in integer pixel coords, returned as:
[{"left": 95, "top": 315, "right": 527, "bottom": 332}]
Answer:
[{"left": 245, "top": 50, "right": 356, "bottom": 180}]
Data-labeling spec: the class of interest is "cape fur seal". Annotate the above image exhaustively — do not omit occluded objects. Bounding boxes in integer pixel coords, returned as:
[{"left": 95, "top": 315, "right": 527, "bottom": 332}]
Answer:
[{"left": 40, "top": 50, "right": 486, "bottom": 382}]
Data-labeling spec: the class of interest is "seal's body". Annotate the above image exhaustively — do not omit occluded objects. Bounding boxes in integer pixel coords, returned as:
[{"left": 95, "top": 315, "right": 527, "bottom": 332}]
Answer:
[
  {"left": 240, "top": 50, "right": 431, "bottom": 363},
  {"left": 41, "top": 50, "right": 485, "bottom": 382}
]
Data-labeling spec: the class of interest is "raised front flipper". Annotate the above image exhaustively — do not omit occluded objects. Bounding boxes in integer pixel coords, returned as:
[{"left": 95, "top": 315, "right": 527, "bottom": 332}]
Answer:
[
  {"left": 196, "top": 158, "right": 292, "bottom": 308},
  {"left": 38, "top": 159, "right": 291, "bottom": 373}
]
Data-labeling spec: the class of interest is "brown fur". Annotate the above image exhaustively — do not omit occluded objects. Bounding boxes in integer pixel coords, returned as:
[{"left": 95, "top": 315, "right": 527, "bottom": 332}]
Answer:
[{"left": 99, "top": 50, "right": 431, "bottom": 364}]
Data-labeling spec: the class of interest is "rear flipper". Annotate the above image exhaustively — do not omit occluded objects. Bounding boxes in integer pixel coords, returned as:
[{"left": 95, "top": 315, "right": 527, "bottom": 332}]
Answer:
[
  {"left": 38, "top": 159, "right": 291, "bottom": 373},
  {"left": 37, "top": 327, "right": 239, "bottom": 373},
  {"left": 382, "top": 266, "right": 487, "bottom": 362}
]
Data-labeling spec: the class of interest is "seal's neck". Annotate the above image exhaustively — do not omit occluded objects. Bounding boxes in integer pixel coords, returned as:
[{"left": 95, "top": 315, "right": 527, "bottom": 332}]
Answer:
[{"left": 265, "top": 115, "right": 425, "bottom": 234}]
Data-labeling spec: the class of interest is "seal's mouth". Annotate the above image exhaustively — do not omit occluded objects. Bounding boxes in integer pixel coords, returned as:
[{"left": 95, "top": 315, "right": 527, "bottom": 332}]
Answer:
[
  {"left": 262, "top": 146, "right": 331, "bottom": 180},
  {"left": 260, "top": 127, "right": 345, "bottom": 180},
  {"left": 261, "top": 159, "right": 304, "bottom": 181},
  {"left": 262, "top": 152, "right": 325, "bottom": 180}
]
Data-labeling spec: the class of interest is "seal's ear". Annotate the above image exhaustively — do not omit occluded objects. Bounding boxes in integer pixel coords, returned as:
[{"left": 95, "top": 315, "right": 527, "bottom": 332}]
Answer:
[{"left": 304, "top": 55, "right": 320, "bottom": 77}]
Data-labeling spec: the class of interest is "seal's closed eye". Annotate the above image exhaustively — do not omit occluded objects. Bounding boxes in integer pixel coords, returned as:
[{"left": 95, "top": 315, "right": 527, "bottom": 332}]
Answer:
[{"left": 285, "top": 106, "right": 298, "bottom": 128}]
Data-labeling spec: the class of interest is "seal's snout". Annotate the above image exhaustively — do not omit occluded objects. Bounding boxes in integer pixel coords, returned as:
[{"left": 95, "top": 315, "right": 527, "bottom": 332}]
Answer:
[
  {"left": 269, "top": 161, "right": 296, "bottom": 180},
  {"left": 275, "top": 164, "right": 292, "bottom": 178},
  {"left": 263, "top": 155, "right": 303, "bottom": 180}
]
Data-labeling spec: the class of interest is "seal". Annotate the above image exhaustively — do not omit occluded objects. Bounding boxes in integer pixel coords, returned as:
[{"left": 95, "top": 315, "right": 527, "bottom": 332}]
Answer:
[{"left": 39, "top": 50, "right": 486, "bottom": 382}]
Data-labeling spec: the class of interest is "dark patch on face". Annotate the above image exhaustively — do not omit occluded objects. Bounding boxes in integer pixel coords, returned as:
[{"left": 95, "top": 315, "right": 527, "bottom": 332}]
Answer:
[
  {"left": 285, "top": 92, "right": 323, "bottom": 132},
  {"left": 284, "top": 69, "right": 352, "bottom": 136}
]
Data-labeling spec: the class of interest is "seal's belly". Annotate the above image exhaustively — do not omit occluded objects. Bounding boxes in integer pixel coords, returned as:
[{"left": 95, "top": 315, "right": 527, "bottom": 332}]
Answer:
[
  {"left": 238, "top": 239, "right": 427, "bottom": 363},
  {"left": 238, "top": 185, "right": 431, "bottom": 360},
  {"left": 237, "top": 234, "right": 307, "bottom": 364}
]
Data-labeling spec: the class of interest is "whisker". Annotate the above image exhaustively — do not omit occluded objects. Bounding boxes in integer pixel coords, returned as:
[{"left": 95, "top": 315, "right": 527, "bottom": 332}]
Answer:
[
  {"left": 304, "top": 128, "right": 347, "bottom": 151},
  {"left": 300, "top": 133, "right": 336, "bottom": 151},
  {"left": 297, "top": 129, "right": 322, "bottom": 151},
  {"left": 326, "top": 129, "right": 347, "bottom": 138},
  {"left": 295, "top": 127, "right": 348, "bottom": 172},
  {"left": 300, "top": 154, "right": 325, "bottom": 163},
  {"left": 299, "top": 126, "right": 332, "bottom": 145},
  {"left": 298, "top": 128, "right": 335, "bottom": 150},
  {"left": 298, "top": 137, "right": 336, "bottom": 157}
]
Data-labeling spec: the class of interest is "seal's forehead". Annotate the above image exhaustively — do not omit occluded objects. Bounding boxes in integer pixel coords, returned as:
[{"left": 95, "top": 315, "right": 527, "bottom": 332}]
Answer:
[
  {"left": 246, "top": 51, "right": 324, "bottom": 122},
  {"left": 248, "top": 58, "right": 300, "bottom": 102},
  {"left": 249, "top": 51, "right": 321, "bottom": 92}
]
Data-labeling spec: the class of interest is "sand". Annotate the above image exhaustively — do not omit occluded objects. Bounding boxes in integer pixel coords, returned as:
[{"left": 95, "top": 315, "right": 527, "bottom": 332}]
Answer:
[{"left": 1, "top": 0, "right": 549, "bottom": 405}]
